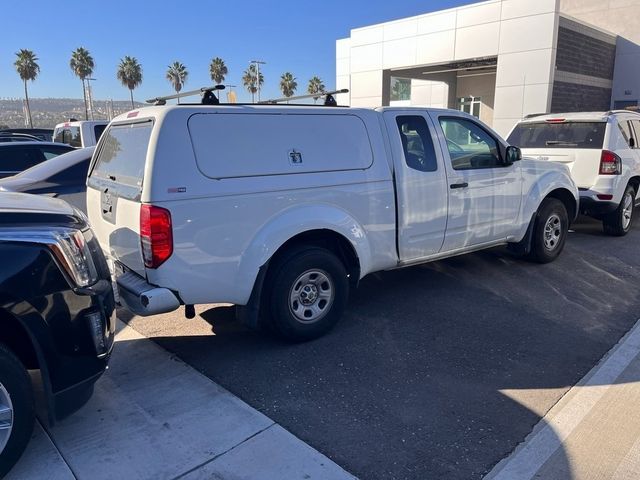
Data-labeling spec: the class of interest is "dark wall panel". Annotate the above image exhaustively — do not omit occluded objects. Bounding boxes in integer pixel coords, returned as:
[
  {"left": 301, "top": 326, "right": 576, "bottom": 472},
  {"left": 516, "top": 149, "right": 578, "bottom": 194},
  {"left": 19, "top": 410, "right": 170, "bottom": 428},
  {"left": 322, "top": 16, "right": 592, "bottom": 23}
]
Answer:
[
  {"left": 551, "top": 82, "right": 612, "bottom": 112},
  {"left": 556, "top": 27, "right": 616, "bottom": 80}
]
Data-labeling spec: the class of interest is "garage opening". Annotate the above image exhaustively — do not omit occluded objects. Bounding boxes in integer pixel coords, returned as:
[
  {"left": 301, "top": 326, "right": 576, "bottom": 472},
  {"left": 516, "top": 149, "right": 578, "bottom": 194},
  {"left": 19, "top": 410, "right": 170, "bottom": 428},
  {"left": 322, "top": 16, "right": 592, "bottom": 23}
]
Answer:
[{"left": 383, "top": 57, "right": 497, "bottom": 127}]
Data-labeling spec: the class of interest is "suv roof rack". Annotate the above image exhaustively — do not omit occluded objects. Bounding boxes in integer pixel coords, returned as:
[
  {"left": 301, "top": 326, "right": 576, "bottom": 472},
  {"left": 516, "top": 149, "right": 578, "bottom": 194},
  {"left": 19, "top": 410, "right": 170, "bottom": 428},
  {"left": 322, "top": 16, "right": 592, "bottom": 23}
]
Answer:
[
  {"left": 259, "top": 89, "right": 349, "bottom": 106},
  {"left": 146, "top": 85, "right": 226, "bottom": 106},
  {"left": 606, "top": 108, "right": 640, "bottom": 115}
]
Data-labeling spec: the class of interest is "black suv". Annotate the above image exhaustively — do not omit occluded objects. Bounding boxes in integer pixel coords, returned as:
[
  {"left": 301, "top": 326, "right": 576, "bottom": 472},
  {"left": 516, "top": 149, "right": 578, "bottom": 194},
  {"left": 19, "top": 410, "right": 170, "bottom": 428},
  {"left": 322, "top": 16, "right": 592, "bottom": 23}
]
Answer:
[{"left": 0, "top": 192, "right": 115, "bottom": 476}]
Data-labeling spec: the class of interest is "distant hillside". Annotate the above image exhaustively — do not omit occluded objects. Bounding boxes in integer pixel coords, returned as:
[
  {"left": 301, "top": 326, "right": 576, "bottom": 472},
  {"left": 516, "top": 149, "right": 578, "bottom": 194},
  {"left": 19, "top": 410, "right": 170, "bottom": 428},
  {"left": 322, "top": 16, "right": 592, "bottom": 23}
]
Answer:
[{"left": 0, "top": 98, "right": 145, "bottom": 129}]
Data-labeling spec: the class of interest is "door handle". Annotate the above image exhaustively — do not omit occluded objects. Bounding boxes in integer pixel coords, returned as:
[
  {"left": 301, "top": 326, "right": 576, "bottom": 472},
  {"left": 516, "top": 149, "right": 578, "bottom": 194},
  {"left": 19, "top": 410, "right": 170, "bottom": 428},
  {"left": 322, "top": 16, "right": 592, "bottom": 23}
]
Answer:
[{"left": 450, "top": 182, "right": 468, "bottom": 189}]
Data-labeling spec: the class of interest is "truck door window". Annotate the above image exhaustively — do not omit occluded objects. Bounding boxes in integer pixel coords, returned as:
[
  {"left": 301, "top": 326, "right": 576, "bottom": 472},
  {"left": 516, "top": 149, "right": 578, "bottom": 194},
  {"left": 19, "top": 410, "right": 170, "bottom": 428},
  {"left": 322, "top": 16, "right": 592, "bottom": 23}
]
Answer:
[
  {"left": 439, "top": 117, "right": 502, "bottom": 170},
  {"left": 395, "top": 116, "right": 437, "bottom": 172},
  {"left": 94, "top": 124, "right": 107, "bottom": 142}
]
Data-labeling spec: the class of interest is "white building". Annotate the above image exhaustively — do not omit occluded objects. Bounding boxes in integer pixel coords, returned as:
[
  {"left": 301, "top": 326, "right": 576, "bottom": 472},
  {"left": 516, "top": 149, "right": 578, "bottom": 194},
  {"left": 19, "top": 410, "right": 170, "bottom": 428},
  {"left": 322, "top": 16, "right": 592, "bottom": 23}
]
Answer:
[{"left": 335, "top": 0, "right": 640, "bottom": 136}]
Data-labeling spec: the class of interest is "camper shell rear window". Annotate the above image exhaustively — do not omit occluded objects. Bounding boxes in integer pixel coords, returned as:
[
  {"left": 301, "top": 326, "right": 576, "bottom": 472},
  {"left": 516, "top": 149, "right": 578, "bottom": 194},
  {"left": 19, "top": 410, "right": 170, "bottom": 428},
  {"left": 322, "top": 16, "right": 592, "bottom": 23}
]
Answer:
[{"left": 91, "top": 120, "right": 153, "bottom": 189}]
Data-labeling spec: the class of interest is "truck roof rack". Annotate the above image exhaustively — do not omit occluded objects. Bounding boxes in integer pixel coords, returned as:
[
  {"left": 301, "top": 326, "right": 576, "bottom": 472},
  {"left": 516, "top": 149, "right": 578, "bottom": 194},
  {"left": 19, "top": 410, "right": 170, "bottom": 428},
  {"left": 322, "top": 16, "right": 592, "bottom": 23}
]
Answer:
[
  {"left": 259, "top": 89, "right": 349, "bottom": 106},
  {"left": 146, "top": 85, "right": 226, "bottom": 106}
]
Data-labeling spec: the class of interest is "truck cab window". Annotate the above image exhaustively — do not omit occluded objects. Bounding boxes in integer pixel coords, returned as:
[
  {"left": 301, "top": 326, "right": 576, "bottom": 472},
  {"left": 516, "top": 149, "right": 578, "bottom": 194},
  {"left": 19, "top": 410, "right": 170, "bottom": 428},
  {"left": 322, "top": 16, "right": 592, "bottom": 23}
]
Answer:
[
  {"left": 439, "top": 117, "right": 502, "bottom": 170},
  {"left": 395, "top": 116, "right": 437, "bottom": 172}
]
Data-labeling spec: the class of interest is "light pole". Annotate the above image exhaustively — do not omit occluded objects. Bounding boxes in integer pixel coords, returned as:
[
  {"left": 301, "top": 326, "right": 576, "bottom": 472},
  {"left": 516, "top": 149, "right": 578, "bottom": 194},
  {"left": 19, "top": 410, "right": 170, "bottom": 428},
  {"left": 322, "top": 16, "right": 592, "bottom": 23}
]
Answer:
[
  {"left": 86, "top": 77, "right": 96, "bottom": 120},
  {"left": 250, "top": 60, "right": 265, "bottom": 103}
]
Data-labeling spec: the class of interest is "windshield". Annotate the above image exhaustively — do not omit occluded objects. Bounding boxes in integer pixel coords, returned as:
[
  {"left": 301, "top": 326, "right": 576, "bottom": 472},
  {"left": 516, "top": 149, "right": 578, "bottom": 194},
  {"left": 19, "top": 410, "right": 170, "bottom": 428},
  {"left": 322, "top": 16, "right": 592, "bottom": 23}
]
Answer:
[
  {"left": 507, "top": 121, "right": 606, "bottom": 149},
  {"left": 90, "top": 121, "right": 153, "bottom": 189},
  {"left": 13, "top": 147, "right": 94, "bottom": 181}
]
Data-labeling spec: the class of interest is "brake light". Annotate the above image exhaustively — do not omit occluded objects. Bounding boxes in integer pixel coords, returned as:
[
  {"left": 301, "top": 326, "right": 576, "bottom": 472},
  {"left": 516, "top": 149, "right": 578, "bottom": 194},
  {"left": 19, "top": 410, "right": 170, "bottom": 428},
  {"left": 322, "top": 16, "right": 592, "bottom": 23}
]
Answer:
[
  {"left": 599, "top": 150, "right": 622, "bottom": 175},
  {"left": 140, "top": 205, "right": 173, "bottom": 268},
  {"left": 546, "top": 118, "right": 566, "bottom": 123}
]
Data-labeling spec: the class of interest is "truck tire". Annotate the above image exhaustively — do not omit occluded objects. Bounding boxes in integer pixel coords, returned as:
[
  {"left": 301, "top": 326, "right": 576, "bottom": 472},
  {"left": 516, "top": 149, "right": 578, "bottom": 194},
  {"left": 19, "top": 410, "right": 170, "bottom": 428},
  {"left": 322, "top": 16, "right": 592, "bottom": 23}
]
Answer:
[
  {"left": 267, "top": 246, "right": 349, "bottom": 342},
  {"left": 0, "top": 343, "right": 35, "bottom": 477},
  {"left": 527, "top": 198, "right": 568, "bottom": 264},
  {"left": 603, "top": 185, "right": 635, "bottom": 236}
]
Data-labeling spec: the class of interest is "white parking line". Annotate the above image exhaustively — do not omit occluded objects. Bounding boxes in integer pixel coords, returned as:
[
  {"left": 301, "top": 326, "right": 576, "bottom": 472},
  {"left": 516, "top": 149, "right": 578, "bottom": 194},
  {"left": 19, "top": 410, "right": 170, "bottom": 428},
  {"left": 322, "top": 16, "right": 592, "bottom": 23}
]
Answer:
[{"left": 485, "top": 319, "right": 640, "bottom": 480}]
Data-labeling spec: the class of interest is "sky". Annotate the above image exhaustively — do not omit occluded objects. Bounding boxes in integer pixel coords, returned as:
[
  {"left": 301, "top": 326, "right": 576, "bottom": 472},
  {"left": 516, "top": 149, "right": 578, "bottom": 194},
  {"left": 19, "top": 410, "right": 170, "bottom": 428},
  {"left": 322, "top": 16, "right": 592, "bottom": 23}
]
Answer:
[{"left": 2, "top": 0, "right": 472, "bottom": 104}]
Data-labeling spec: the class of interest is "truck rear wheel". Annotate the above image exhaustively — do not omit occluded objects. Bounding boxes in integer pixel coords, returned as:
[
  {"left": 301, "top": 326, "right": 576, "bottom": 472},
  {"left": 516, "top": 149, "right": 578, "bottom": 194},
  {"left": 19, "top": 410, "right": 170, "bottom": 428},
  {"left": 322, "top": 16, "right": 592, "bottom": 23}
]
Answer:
[
  {"left": 603, "top": 185, "right": 635, "bottom": 236},
  {"left": 527, "top": 198, "right": 568, "bottom": 264},
  {"left": 267, "top": 246, "right": 349, "bottom": 342},
  {"left": 0, "top": 343, "right": 35, "bottom": 477}
]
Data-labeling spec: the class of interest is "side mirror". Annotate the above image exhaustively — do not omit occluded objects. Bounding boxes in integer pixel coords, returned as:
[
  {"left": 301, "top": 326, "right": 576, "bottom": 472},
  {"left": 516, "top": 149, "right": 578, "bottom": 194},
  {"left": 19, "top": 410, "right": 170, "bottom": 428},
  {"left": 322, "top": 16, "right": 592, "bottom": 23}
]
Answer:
[
  {"left": 505, "top": 145, "right": 522, "bottom": 164},
  {"left": 630, "top": 137, "right": 636, "bottom": 148}
]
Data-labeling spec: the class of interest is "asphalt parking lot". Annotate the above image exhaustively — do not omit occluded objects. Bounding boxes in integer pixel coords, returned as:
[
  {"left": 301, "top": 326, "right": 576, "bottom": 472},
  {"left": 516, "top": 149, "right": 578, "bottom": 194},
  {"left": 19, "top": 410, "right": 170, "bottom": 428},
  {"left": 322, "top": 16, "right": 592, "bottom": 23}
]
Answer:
[{"left": 127, "top": 216, "right": 640, "bottom": 480}]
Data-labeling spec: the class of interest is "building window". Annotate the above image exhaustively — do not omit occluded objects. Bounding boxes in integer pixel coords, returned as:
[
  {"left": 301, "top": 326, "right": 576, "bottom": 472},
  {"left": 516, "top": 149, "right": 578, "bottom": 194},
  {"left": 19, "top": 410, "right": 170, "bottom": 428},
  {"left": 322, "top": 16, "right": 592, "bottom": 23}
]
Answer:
[
  {"left": 459, "top": 96, "right": 481, "bottom": 118},
  {"left": 391, "top": 77, "right": 411, "bottom": 102}
]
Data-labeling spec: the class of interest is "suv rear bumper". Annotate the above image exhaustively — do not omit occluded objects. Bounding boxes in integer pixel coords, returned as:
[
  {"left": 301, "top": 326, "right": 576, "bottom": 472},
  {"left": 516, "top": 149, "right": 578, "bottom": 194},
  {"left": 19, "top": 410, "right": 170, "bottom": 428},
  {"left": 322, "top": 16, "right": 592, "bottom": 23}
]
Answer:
[
  {"left": 116, "top": 268, "right": 181, "bottom": 316},
  {"left": 579, "top": 196, "right": 619, "bottom": 215}
]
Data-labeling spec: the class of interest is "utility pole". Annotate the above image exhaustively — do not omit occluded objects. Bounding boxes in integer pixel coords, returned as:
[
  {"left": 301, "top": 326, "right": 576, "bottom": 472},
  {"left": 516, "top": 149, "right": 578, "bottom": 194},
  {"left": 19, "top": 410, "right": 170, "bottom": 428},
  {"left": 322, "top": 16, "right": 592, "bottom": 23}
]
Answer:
[
  {"left": 86, "top": 77, "right": 96, "bottom": 120},
  {"left": 251, "top": 60, "right": 266, "bottom": 103}
]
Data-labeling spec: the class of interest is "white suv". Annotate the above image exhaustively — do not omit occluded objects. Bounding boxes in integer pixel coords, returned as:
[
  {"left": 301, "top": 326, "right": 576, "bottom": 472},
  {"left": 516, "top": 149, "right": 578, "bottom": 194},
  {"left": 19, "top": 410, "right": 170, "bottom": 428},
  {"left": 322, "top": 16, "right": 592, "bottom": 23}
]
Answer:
[{"left": 508, "top": 111, "right": 640, "bottom": 236}]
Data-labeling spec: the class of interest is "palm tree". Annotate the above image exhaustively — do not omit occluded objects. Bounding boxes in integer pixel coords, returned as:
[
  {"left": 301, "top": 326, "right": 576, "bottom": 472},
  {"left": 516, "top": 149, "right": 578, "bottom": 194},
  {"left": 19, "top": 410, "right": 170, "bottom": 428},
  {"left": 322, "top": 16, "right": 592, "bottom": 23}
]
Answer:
[
  {"left": 279, "top": 72, "right": 297, "bottom": 98},
  {"left": 116, "top": 56, "right": 143, "bottom": 109},
  {"left": 166, "top": 61, "right": 188, "bottom": 103},
  {"left": 242, "top": 64, "right": 264, "bottom": 103},
  {"left": 209, "top": 57, "right": 228, "bottom": 86},
  {"left": 69, "top": 47, "right": 95, "bottom": 120},
  {"left": 307, "top": 76, "right": 325, "bottom": 103},
  {"left": 14, "top": 49, "right": 39, "bottom": 128}
]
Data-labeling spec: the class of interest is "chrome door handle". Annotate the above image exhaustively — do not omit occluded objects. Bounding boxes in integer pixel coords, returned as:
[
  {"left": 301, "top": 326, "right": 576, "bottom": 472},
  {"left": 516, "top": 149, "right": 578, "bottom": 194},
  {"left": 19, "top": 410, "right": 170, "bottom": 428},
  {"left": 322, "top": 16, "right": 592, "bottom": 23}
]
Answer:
[{"left": 450, "top": 182, "right": 468, "bottom": 189}]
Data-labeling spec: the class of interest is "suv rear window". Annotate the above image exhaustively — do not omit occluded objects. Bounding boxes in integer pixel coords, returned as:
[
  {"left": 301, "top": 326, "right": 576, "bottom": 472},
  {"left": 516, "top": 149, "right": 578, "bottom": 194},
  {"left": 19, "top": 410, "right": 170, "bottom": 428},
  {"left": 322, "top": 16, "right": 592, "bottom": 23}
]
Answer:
[
  {"left": 507, "top": 121, "right": 606, "bottom": 149},
  {"left": 91, "top": 121, "right": 152, "bottom": 189}
]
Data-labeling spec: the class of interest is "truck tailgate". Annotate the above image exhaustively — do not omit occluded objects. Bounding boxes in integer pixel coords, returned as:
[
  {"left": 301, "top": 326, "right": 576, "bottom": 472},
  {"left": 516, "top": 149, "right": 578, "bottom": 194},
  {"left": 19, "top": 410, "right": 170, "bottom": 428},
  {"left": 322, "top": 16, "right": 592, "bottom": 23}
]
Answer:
[
  {"left": 86, "top": 120, "right": 153, "bottom": 278},
  {"left": 521, "top": 148, "right": 602, "bottom": 189}
]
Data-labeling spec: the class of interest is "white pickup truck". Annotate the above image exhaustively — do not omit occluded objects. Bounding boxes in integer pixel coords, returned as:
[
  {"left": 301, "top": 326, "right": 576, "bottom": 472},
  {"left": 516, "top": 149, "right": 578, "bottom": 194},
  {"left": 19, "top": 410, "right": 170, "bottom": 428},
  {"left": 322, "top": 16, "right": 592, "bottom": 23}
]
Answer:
[
  {"left": 86, "top": 104, "right": 578, "bottom": 341},
  {"left": 53, "top": 120, "right": 108, "bottom": 148}
]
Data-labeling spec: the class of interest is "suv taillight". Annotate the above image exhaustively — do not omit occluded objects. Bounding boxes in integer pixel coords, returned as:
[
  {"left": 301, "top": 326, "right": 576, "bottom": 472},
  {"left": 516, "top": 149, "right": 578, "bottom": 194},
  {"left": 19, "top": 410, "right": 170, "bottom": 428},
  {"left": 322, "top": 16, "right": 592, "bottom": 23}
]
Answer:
[
  {"left": 599, "top": 150, "right": 622, "bottom": 175},
  {"left": 140, "top": 205, "right": 173, "bottom": 268}
]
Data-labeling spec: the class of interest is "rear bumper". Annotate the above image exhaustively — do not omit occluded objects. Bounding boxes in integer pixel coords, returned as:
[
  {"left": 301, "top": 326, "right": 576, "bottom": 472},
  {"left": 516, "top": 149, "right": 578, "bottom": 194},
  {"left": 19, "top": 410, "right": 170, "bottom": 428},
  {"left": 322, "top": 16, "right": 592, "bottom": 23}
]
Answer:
[
  {"left": 116, "top": 269, "right": 181, "bottom": 316},
  {"left": 579, "top": 191, "right": 619, "bottom": 215}
]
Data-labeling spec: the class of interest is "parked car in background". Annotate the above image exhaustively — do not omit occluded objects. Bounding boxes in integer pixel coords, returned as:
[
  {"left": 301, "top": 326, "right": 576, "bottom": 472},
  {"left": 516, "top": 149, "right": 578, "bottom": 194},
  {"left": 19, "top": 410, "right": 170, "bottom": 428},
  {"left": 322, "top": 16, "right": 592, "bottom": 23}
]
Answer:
[
  {"left": 508, "top": 111, "right": 640, "bottom": 235},
  {"left": 0, "top": 142, "right": 74, "bottom": 179},
  {"left": 87, "top": 100, "right": 578, "bottom": 341},
  {"left": 0, "top": 147, "right": 94, "bottom": 213},
  {"left": 0, "top": 128, "right": 53, "bottom": 142},
  {"left": 53, "top": 120, "right": 108, "bottom": 148},
  {"left": 0, "top": 133, "right": 42, "bottom": 143},
  {"left": 0, "top": 192, "right": 115, "bottom": 476}
]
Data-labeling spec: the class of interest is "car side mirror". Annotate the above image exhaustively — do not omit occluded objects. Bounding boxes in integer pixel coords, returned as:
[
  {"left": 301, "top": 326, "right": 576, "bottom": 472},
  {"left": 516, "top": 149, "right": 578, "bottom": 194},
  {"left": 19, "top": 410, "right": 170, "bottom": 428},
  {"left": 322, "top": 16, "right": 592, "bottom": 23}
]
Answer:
[
  {"left": 505, "top": 145, "right": 522, "bottom": 164},
  {"left": 630, "top": 137, "right": 636, "bottom": 148}
]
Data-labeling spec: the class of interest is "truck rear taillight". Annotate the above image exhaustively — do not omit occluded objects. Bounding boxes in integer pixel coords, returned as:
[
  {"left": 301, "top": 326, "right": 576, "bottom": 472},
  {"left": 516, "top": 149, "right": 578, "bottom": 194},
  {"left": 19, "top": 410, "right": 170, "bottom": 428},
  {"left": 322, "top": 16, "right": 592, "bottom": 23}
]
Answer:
[
  {"left": 140, "top": 205, "right": 173, "bottom": 268},
  {"left": 599, "top": 150, "right": 621, "bottom": 175}
]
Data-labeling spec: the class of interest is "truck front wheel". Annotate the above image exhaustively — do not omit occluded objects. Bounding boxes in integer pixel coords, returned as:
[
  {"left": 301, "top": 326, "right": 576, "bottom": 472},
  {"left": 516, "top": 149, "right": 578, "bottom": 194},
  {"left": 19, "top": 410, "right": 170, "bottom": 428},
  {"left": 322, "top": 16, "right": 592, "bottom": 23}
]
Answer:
[
  {"left": 267, "top": 246, "right": 349, "bottom": 342},
  {"left": 527, "top": 198, "right": 569, "bottom": 264},
  {"left": 0, "top": 343, "right": 35, "bottom": 477}
]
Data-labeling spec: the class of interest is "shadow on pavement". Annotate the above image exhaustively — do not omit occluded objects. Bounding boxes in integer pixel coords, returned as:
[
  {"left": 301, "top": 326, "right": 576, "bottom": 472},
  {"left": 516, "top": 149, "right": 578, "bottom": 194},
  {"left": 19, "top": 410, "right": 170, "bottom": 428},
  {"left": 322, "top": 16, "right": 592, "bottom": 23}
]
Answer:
[{"left": 126, "top": 218, "right": 640, "bottom": 480}]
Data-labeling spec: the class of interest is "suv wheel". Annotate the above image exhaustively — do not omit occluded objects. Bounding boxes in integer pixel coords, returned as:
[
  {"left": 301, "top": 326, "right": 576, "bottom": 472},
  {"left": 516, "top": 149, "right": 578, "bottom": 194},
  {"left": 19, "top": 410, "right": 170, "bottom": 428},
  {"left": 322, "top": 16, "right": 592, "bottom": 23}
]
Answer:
[
  {"left": 0, "top": 344, "right": 34, "bottom": 477},
  {"left": 603, "top": 185, "right": 635, "bottom": 236},
  {"left": 267, "top": 246, "right": 349, "bottom": 342},
  {"left": 527, "top": 198, "right": 569, "bottom": 264}
]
